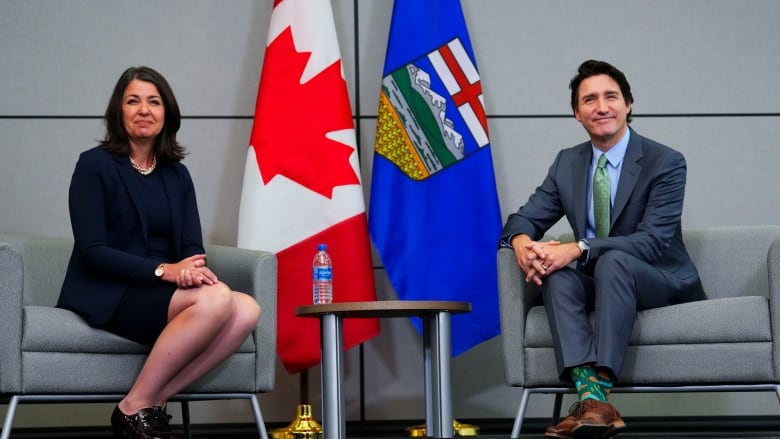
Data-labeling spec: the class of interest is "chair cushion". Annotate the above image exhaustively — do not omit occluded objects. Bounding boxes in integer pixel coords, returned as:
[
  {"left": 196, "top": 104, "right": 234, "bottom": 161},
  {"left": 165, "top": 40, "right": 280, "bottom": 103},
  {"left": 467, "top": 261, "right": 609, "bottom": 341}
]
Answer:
[
  {"left": 22, "top": 306, "right": 256, "bottom": 353},
  {"left": 525, "top": 296, "right": 771, "bottom": 347}
]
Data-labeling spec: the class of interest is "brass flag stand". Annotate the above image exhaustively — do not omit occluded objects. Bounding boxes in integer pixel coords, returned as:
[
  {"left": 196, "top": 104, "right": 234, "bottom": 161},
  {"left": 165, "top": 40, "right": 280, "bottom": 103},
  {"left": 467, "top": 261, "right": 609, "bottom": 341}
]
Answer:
[
  {"left": 270, "top": 370, "right": 323, "bottom": 439},
  {"left": 406, "top": 419, "right": 479, "bottom": 437}
]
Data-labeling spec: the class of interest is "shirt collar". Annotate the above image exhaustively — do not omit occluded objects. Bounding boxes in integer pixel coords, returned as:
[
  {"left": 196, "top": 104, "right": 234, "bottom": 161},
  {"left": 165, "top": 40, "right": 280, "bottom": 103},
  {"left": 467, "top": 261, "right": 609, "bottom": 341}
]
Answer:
[{"left": 591, "top": 128, "right": 630, "bottom": 168}]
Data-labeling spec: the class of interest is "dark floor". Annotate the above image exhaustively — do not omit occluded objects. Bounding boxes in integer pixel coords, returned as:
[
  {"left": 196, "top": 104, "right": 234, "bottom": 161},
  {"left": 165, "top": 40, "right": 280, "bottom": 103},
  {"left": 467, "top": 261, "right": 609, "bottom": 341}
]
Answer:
[
  {"left": 187, "top": 435, "right": 780, "bottom": 438},
  {"left": 8, "top": 433, "right": 780, "bottom": 439},
  {"left": 7, "top": 433, "right": 780, "bottom": 438},
  {"left": 7, "top": 420, "right": 780, "bottom": 439},
  {"left": 37, "top": 432, "right": 780, "bottom": 438}
]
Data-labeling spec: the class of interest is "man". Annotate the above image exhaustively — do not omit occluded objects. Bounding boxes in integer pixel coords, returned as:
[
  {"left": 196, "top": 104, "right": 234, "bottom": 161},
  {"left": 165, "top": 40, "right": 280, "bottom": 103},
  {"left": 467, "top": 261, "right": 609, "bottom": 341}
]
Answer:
[{"left": 500, "top": 60, "right": 705, "bottom": 439}]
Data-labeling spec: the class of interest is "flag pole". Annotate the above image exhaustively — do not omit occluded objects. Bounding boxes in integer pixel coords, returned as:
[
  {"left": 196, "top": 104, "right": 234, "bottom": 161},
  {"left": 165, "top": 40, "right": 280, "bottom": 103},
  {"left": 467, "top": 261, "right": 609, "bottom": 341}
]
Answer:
[{"left": 269, "top": 370, "right": 323, "bottom": 439}]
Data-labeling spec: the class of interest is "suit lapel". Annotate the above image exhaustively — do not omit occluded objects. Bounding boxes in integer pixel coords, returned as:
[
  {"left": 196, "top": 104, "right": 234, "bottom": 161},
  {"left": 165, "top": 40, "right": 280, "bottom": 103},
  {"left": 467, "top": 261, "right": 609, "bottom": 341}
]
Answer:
[
  {"left": 612, "top": 132, "right": 644, "bottom": 228},
  {"left": 114, "top": 154, "right": 150, "bottom": 241},
  {"left": 158, "top": 164, "right": 183, "bottom": 254},
  {"left": 573, "top": 144, "right": 592, "bottom": 238}
]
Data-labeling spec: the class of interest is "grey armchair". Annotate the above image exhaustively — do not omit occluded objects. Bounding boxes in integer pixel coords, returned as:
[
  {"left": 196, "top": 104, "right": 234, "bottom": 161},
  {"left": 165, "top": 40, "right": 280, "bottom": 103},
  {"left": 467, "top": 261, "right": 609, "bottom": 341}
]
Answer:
[
  {"left": 0, "top": 234, "right": 277, "bottom": 439},
  {"left": 498, "top": 225, "right": 780, "bottom": 437}
]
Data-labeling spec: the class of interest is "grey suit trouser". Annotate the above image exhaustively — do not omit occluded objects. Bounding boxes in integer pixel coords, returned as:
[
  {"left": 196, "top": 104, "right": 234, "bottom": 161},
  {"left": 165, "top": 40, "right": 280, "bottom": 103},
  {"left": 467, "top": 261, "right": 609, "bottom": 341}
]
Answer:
[{"left": 542, "top": 250, "right": 682, "bottom": 381}]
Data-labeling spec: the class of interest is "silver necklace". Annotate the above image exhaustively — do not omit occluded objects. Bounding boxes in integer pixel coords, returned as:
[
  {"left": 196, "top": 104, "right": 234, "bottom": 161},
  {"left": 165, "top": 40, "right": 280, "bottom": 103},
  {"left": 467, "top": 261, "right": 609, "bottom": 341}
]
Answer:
[{"left": 130, "top": 156, "right": 157, "bottom": 175}]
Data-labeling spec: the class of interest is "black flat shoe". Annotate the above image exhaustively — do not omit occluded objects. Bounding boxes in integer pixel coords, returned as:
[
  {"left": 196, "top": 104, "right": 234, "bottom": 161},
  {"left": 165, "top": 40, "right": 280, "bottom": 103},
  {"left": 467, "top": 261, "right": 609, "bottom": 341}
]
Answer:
[{"left": 111, "top": 405, "right": 183, "bottom": 439}]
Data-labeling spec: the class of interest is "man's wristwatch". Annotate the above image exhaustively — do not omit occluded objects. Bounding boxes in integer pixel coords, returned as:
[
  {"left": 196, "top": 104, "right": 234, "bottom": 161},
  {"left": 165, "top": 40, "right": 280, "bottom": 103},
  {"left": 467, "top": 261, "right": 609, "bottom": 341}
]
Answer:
[
  {"left": 154, "top": 263, "right": 166, "bottom": 279},
  {"left": 577, "top": 239, "right": 590, "bottom": 262}
]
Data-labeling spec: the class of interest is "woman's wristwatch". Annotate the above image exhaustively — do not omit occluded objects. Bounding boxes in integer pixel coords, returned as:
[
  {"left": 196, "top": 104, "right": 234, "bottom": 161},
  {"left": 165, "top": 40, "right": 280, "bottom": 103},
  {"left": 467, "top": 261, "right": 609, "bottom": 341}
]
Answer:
[{"left": 154, "top": 263, "right": 166, "bottom": 279}]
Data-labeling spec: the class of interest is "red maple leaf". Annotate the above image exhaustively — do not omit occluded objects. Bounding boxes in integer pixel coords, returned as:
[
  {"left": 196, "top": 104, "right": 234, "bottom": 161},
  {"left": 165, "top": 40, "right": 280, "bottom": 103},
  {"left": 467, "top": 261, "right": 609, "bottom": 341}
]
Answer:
[{"left": 250, "top": 27, "right": 359, "bottom": 199}]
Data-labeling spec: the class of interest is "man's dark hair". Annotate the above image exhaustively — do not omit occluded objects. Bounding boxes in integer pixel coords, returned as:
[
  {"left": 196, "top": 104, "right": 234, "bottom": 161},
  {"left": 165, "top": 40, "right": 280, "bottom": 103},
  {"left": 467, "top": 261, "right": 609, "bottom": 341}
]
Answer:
[
  {"left": 569, "top": 60, "right": 634, "bottom": 123},
  {"left": 101, "top": 66, "right": 186, "bottom": 162}
]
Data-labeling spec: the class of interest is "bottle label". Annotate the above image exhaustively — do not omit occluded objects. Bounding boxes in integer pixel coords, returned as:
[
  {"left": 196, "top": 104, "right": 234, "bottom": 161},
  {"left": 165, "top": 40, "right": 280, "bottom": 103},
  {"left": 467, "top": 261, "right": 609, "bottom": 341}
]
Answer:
[{"left": 313, "top": 266, "right": 332, "bottom": 280}]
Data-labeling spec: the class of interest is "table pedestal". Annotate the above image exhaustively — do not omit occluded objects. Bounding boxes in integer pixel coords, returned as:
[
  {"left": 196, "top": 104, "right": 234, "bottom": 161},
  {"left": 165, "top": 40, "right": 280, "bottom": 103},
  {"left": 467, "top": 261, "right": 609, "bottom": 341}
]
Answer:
[{"left": 297, "top": 300, "right": 471, "bottom": 439}]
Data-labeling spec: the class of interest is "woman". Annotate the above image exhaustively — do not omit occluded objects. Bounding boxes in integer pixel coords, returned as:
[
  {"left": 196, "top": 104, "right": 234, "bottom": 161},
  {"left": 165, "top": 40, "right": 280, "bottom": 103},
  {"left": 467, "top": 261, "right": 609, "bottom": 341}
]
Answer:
[{"left": 57, "top": 66, "right": 261, "bottom": 439}]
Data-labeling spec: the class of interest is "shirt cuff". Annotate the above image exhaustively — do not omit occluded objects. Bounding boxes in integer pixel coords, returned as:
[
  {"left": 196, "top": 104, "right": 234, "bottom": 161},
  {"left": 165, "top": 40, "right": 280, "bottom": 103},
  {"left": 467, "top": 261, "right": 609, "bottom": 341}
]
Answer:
[{"left": 500, "top": 235, "right": 516, "bottom": 249}]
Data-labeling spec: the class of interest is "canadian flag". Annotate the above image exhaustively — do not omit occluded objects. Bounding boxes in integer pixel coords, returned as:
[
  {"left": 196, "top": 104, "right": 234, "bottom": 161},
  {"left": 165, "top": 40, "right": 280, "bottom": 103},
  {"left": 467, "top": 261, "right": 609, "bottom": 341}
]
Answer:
[{"left": 238, "top": 0, "right": 379, "bottom": 374}]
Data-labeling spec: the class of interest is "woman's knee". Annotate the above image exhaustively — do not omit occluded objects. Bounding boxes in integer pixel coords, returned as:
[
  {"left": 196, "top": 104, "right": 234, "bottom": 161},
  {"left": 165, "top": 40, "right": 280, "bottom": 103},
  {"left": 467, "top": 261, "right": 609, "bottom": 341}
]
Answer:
[
  {"left": 231, "top": 292, "right": 261, "bottom": 332},
  {"left": 189, "top": 282, "right": 233, "bottom": 318}
]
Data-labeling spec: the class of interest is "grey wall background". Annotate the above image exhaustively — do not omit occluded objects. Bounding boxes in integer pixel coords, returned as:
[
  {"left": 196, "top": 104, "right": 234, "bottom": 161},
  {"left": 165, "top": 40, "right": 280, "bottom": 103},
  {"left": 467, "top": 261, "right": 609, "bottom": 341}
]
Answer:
[{"left": 2, "top": 0, "right": 779, "bottom": 430}]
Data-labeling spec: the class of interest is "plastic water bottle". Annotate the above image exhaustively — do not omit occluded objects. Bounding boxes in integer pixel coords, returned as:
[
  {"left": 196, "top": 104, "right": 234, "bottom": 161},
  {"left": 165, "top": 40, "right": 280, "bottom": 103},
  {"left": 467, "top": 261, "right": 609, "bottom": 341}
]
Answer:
[{"left": 313, "top": 243, "right": 333, "bottom": 304}]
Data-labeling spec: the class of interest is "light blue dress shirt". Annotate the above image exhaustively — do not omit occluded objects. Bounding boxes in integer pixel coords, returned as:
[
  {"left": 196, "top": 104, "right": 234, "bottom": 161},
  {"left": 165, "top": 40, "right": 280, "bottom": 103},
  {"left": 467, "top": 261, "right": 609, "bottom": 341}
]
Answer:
[{"left": 586, "top": 129, "right": 630, "bottom": 239}]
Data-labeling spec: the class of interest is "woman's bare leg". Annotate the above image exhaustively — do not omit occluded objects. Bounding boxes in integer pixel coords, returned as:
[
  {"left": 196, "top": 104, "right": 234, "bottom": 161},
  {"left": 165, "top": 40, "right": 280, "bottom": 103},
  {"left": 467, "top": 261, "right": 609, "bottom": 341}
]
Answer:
[
  {"left": 117, "top": 282, "right": 259, "bottom": 413},
  {"left": 156, "top": 291, "right": 260, "bottom": 402}
]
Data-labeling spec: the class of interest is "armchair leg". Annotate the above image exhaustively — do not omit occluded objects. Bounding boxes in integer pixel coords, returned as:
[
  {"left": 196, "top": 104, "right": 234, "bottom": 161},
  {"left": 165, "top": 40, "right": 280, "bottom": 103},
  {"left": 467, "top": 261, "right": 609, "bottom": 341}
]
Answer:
[
  {"left": 774, "top": 385, "right": 780, "bottom": 406},
  {"left": 510, "top": 388, "right": 531, "bottom": 439},
  {"left": 552, "top": 393, "right": 564, "bottom": 424},
  {"left": 250, "top": 394, "right": 269, "bottom": 439},
  {"left": 0, "top": 394, "right": 268, "bottom": 439},
  {"left": 181, "top": 400, "right": 192, "bottom": 439},
  {"left": 0, "top": 396, "right": 19, "bottom": 439},
  {"left": 171, "top": 393, "right": 267, "bottom": 439}
]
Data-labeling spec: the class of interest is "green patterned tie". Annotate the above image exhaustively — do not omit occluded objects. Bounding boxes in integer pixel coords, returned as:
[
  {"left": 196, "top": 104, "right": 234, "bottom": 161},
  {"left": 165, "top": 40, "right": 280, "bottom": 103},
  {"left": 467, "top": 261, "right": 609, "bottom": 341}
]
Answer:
[{"left": 594, "top": 154, "right": 611, "bottom": 237}]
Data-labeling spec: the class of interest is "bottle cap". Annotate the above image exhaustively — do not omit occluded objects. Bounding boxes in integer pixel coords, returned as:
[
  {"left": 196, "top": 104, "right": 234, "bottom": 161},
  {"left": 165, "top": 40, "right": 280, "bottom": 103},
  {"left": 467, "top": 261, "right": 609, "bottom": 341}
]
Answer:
[{"left": 318, "top": 243, "right": 327, "bottom": 251}]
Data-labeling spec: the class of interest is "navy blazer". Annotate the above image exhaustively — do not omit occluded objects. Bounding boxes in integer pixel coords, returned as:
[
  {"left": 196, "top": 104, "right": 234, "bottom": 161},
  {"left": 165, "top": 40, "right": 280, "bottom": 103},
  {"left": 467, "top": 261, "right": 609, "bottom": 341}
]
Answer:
[
  {"left": 501, "top": 129, "right": 701, "bottom": 294},
  {"left": 58, "top": 145, "right": 204, "bottom": 326}
]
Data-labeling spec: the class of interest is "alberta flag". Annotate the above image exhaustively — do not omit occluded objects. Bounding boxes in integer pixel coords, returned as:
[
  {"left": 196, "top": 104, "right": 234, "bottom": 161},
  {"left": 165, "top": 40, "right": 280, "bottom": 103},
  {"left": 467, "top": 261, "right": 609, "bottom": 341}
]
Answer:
[
  {"left": 238, "top": 0, "right": 379, "bottom": 374},
  {"left": 369, "top": 0, "right": 502, "bottom": 355}
]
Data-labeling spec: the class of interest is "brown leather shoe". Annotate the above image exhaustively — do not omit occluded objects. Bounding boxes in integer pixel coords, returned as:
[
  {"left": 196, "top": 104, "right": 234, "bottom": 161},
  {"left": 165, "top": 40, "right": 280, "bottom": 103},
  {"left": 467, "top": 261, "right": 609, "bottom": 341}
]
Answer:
[
  {"left": 571, "top": 399, "right": 626, "bottom": 439},
  {"left": 545, "top": 401, "right": 585, "bottom": 439}
]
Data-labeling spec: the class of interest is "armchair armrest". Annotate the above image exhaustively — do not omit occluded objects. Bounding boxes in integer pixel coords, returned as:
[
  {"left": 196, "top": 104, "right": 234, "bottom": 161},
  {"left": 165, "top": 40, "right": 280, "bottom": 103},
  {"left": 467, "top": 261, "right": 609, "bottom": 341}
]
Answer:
[
  {"left": 205, "top": 244, "right": 278, "bottom": 391},
  {"left": 0, "top": 244, "right": 24, "bottom": 393},
  {"left": 768, "top": 238, "right": 780, "bottom": 382},
  {"left": 498, "top": 247, "right": 541, "bottom": 387}
]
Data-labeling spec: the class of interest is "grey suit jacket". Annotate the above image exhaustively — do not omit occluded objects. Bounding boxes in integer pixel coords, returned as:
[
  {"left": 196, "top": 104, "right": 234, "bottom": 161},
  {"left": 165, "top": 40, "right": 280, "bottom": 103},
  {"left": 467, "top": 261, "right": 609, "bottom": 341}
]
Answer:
[{"left": 500, "top": 128, "right": 702, "bottom": 297}]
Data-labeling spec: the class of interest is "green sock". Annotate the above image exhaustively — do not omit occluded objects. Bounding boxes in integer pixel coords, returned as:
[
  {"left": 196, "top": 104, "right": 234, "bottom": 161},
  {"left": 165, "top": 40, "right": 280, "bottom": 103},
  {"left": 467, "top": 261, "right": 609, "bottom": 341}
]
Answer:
[
  {"left": 596, "top": 368, "right": 614, "bottom": 397},
  {"left": 569, "top": 365, "right": 608, "bottom": 402}
]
